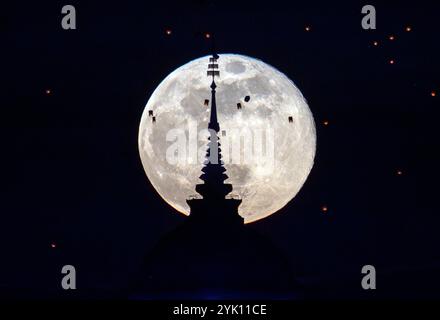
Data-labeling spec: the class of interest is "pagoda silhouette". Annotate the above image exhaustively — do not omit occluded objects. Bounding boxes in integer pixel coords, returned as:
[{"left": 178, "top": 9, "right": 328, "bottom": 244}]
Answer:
[
  {"left": 130, "top": 53, "right": 300, "bottom": 299},
  {"left": 186, "top": 53, "right": 243, "bottom": 228}
]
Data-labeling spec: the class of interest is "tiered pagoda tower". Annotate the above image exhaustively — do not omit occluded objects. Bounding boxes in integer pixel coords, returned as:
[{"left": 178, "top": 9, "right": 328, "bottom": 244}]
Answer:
[{"left": 186, "top": 53, "right": 243, "bottom": 225}]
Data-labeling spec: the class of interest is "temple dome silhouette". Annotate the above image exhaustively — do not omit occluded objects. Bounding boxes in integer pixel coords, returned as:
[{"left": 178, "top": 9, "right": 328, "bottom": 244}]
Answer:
[{"left": 130, "top": 53, "right": 302, "bottom": 299}]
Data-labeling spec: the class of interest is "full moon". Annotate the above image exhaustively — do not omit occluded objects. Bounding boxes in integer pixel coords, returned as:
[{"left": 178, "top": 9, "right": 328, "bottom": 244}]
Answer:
[{"left": 139, "top": 54, "right": 316, "bottom": 223}]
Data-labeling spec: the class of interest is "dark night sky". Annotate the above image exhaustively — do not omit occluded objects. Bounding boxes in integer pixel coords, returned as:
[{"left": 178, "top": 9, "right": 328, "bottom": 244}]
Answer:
[{"left": 1, "top": 0, "right": 440, "bottom": 298}]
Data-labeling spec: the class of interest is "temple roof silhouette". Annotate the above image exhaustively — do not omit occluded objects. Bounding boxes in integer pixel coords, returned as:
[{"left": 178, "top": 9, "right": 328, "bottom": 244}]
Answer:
[{"left": 130, "top": 53, "right": 301, "bottom": 299}]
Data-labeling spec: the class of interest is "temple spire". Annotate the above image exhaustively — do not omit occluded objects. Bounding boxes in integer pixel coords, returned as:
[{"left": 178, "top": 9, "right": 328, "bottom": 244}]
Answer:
[
  {"left": 196, "top": 52, "right": 229, "bottom": 198},
  {"left": 207, "top": 53, "right": 220, "bottom": 133}
]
